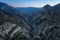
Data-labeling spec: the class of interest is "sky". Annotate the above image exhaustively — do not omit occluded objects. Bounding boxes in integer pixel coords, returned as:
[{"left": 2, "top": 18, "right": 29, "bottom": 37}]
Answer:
[{"left": 0, "top": 0, "right": 60, "bottom": 7}]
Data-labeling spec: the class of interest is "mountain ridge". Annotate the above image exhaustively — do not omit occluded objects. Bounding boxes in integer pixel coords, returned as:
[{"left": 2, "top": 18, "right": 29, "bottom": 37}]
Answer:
[{"left": 0, "top": 2, "right": 60, "bottom": 40}]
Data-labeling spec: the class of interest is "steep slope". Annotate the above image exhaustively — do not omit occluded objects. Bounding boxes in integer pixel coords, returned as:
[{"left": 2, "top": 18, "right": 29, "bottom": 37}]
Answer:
[
  {"left": 16, "top": 7, "right": 42, "bottom": 22},
  {"left": 0, "top": 2, "right": 60, "bottom": 40},
  {"left": 0, "top": 2, "right": 30, "bottom": 40},
  {"left": 31, "top": 4, "right": 60, "bottom": 40}
]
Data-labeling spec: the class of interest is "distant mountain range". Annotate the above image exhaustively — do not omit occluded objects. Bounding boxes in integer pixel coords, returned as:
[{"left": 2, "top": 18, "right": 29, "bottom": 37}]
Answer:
[
  {"left": 0, "top": 2, "right": 60, "bottom": 40},
  {"left": 16, "top": 7, "right": 42, "bottom": 16}
]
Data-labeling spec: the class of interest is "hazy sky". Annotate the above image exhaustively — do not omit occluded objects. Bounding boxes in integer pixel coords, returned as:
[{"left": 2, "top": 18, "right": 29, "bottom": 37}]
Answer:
[{"left": 0, "top": 0, "right": 60, "bottom": 7}]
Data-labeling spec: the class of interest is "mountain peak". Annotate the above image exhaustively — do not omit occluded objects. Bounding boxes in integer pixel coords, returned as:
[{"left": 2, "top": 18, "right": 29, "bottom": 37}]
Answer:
[
  {"left": 43, "top": 4, "right": 52, "bottom": 10},
  {"left": 45, "top": 4, "right": 50, "bottom": 6},
  {"left": 0, "top": 2, "right": 8, "bottom": 6},
  {"left": 44, "top": 4, "right": 51, "bottom": 8},
  {"left": 0, "top": 2, "right": 9, "bottom": 9}
]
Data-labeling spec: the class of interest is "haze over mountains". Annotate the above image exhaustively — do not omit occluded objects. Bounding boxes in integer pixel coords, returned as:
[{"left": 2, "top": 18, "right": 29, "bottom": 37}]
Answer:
[
  {"left": 0, "top": 2, "right": 60, "bottom": 40},
  {"left": 16, "top": 7, "right": 43, "bottom": 22},
  {"left": 16, "top": 7, "right": 42, "bottom": 16}
]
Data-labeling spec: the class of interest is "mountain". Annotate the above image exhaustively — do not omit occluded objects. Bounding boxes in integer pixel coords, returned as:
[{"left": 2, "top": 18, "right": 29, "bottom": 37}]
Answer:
[
  {"left": 31, "top": 4, "right": 60, "bottom": 40},
  {"left": 16, "top": 7, "right": 43, "bottom": 23},
  {"left": 0, "top": 2, "right": 30, "bottom": 40},
  {"left": 0, "top": 2, "right": 60, "bottom": 40},
  {"left": 16, "top": 7, "right": 42, "bottom": 16}
]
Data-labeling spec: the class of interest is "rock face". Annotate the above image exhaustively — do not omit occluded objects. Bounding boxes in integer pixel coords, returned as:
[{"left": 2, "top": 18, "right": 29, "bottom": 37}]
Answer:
[
  {"left": 16, "top": 7, "right": 43, "bottom": 23},
  {"left": 31, "top": 4, "right": 60, "bottom": 40},
  {"left": 0, "top": 2, "right": 60, "bottom": 40},
  {"left": 0, "top": 2, "right": 30, "bottom": 40}
]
